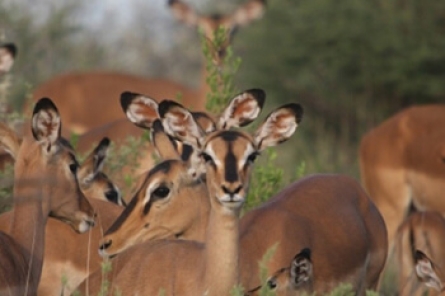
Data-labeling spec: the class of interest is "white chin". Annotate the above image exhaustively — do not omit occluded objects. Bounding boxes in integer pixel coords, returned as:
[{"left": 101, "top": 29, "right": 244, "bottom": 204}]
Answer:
[{"left": 78, "top": 221, "right": 92, "bottom": 233}]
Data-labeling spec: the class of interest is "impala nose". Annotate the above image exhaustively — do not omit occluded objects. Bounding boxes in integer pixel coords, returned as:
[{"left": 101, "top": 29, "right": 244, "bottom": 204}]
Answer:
[
  {"left": 222, "top": 184, "right": 242, "bottom": 197},
  {"left": 99, "top": 239, "right": 112, "bottom": 251}
]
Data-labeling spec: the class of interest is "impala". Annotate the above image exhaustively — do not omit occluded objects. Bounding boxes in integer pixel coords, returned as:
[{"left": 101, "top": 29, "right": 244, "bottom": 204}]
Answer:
[
  {"left": 0, "top": 98, "right": 95, "bottom": 295},
  {"left": 30, "top": 0, "right": 266, "bottom": 138},
  {"left": 74, "top": 99, "right": 300, "bottom": 296},
  {"left": 414, "top": 250, "right": 445, "bottom": 295},
  {"left": 359, "top": 104, "right": 445, "bottom": 251},
  {"left": 161, "top": 97, "right": 387, "bottom": 294},
  {"left": 396, "top": 211, "right": 445, "bottom": 296},
  {"left": 0, "top": 134, "right": 124, "bottom": 296}
]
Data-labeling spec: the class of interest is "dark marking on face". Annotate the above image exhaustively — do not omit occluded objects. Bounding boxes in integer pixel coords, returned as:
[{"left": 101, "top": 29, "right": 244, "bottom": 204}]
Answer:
[
  {"left": 180, "top": 144, "right": 194, "bottom": 161},
  {"left": 105, "top": 195, "right": 138, "bottom": 235},
  {"left": 224, "top": 144, "right": 239, "bottom": 183},
  {"left": 143, "top": 199, "right": 152, "bottom": 215}
]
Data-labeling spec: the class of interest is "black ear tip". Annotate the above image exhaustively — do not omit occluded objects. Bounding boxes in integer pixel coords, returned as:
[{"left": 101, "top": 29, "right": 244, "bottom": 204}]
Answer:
[
  {"left": 1, "top": 43, "right": 17, "bottom": 57},
  {"left": 152, "top": 119, "right": 165, "bottom": 133},
  {"left": 33, "top": 97, "right": 58, "bottom": 115},
  {"left": 168, "top": 0, "right": 176, "bottom": 6},
  {"left": 120, "top": 91, "right": 139, "bottom": 112},
  {"left": 99, "top": 137, "right": 111, "bottom": 147},
  {"left": 299, "top": 247, "right": 311, "bottom": 259},
  {"left": 247, "top": 88, "right": 266, "bottom": 108},
  {"left": 283, "top": 103, "right": 303, "bottom": 124},
  {"left": 414, "top": 250, "right": 426, "bottom": 261},
  {"left": 158, "top": 100, "right": 184, "bottom": 118}
]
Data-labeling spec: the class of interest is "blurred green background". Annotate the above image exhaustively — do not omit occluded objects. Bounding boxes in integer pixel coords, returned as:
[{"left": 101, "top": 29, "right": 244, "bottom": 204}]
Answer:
[{"left": 2, "top": 0, "right": 445, "bottom": 181}]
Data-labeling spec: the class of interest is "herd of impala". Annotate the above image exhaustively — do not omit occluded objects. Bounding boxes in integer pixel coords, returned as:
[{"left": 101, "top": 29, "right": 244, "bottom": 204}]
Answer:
[{"left": 1, "top": 0, "right": 445, "bottom": 295}]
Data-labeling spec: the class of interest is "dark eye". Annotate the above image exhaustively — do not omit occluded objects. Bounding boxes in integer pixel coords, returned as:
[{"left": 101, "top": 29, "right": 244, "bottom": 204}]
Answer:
[
  {"left": 152, "top": 186, "right": 170, "bottom": 199},
  {"left": 69, "top": 163, "right": 77, "bottom": 174},
  {"left": 246, "top": 152, "right": 259, "bottom": 164},
  {"left": 200, "top": 152, "right": 214, "bottom": 164},
  {"left": 267, "top": 278, "right": 277, "bottom": 289}
]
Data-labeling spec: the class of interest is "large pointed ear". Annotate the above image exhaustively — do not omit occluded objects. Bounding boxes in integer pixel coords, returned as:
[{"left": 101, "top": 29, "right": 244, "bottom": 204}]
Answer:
[
  {"left": 120, "top": 91, "right": 159, "bottom": 129},
  {"left": 31, "top": 98, "right": 61, "bottom": 152},
  {"left": 191, "top": 111, "right": 216, "bottom": 134},
  {"left": 168, "top": 0, "right": 200, "bottom": 27},
  {"left": 158, "top": 100, "right": 204, "bottom": 149},
  {"left": 415, "top": 250, "right": 443, "bottom": 291},
  {"left": 78, "top": 137, "right": 110, "bottom": 186},
  {"left": 253, "top": 103, "right": 303, "bottom": 151},
  {"left": 0, "top": 43, "right": 17, "bottom": 74},
  {"left": 151, "top": 119, "right": 181, "bottom": 161},
  {"left": 290, "top": 248, "right": 312, "bottom": 288},
  {"left": 229, "top": 0, "right": 266, "bottom": 27},
  {"left": 0, "top": 122, "right": 21, "bottom": 159},
  {"left": 217, "top": 88, "right": 265, "bottom": 130}
]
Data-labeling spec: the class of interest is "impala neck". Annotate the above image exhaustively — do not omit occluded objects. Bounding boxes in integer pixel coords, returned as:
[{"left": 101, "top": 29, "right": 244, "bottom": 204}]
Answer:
[
  {"left": 204, "top": 195, "right": 240, "bottom": 296},
  {"left": 181, "top": 183, "right": 210, "bottom": 241},
  {"left": 10, "top": 177, "right": 48, "bottom": 294}
]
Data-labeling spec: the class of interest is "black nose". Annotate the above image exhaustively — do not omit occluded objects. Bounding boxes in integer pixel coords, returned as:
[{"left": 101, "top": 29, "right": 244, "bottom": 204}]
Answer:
[
  {"left": 100, "top": 239, "right": 112, "bottom": 250},
  {"left": 87, "top": 219, "right": 95, "bottom": 227},
  {"left": 222, "top": 185, "right": 242, "bottom": 196}
]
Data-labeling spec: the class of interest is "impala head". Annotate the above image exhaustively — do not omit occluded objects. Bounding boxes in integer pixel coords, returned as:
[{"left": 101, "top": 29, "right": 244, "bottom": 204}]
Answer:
[
  {"left": 8, "top": 98, "right": 95, "bottom": 233},
  {"left": 245, "top": 248, "right": 313, "bottom": 296},
  {"left": 160, "top": 91, "right": 303, "bottom": 214},
  {"left": 77, "top": 137, "right": 124, "bottom": 206},
  {"left": 0, "top": 42, "right": 17, "bottom": 75},
  {"left": 98, "top": 158, "right": 204, "bottom": 258},
  {"left": 415, "top": 250, "right": 445, "bottom": 294},
  {"left": 168, "top": 0, "right": 266, "bottom": 59}
]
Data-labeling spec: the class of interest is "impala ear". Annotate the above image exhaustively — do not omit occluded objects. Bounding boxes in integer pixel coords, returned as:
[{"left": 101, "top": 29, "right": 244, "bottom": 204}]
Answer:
[
  {"left": 415, "top": 250, "right": 443, "bottom": 291},
  {"left": 290, "top": 248, "right": 312, "bottom": 288},
  {"left": 120, "top": 91, "right": 159, "bottom": 129},
  {"left": 253, "top": 103, "right": 303, "bottom": 151},
  {"left": 78, "top": 137, "right": 110, "bottom": 185},
  {"left": 168, "top": 0, "right": 200, "bottom": 27},
  {"left": 0, "top": 122, "right": 21, "bottom": 159},
  {"left": 158, "top": 100, "right": 204, "bottom": 150},
  {"left": 0, "top": 43, "right": 17, "bottom": 74},
  {"left": 217, "top": 89, "right": 265, "bottom": 130},
  {"left": 31, "top": 98, "right": 61, "bottom": 152},
  {"left": 151, "top": 119, "right": 181, "bottom": 161},
  {"left": 230, "top": 0, "right": 267, "bottom": 27},
  {"left": 191, "top": 111, "right": 216, "bottom": 133}
]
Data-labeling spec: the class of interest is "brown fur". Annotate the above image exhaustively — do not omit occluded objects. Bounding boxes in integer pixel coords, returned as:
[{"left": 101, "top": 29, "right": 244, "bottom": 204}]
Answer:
[{"left": 359, "top": 104, "right": 445, "bottom": 250}]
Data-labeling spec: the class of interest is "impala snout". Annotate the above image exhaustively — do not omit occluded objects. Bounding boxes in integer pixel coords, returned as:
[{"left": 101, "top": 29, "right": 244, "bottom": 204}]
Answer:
[
  {"left": 220, "top": 182, "right": 245, "bottom": 206},
  {"left": 98, "top": 238, "right": 113, "bottom": 257},
  {"left": 76, "top": 211, "right": 96, "bottom": 233}
]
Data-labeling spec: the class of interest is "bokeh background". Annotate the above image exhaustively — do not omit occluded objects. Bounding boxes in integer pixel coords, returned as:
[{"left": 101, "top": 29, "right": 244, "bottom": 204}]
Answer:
[{"left": 2, "top": 0, "right": 445, "bottom": 181}]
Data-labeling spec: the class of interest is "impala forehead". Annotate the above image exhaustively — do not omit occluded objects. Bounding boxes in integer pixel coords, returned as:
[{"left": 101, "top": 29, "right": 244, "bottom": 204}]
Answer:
[{"left": 204, "top": 131, "right": 256, "bottom": 165}]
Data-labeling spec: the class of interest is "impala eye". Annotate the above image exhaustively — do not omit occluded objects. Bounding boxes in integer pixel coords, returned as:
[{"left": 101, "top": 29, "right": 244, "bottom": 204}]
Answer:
[
  {"left": 69, "top": 163, "right": 78, "bottom": 174},
  {"left": 200, "top": 152, "right": 214, "bottom": 164},
  {"left": 267, "top": 278, "right": 277, "bottom": 289},
  {"left": 152, "top": 186, "right": 170, "bottom": 199},
  {"left": 246, "top": 152, "right": 260, "bottom": 164}
]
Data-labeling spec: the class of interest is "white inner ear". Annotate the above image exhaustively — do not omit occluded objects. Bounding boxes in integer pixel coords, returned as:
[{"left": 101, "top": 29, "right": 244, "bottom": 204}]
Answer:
[
  {"left": 0, "top": 51, "right": 14, "bottom": 73},
  {"left": 126, "top": 96, "right": 159, "bottom": 124},
  {"left": 416, "top": 259, "right": 443, "bottom": 290},
  {"left": 219, "top": 94, "right": 261, "bottom": 129},
  {"left": 162, "top": 108, "right": 202, "bottom": 147},
  {"left": 32, "top": 109, "right": 60, "bottom": 144},
  {"left": 256, "top": 111, "right": 298, "bottom": 147}
]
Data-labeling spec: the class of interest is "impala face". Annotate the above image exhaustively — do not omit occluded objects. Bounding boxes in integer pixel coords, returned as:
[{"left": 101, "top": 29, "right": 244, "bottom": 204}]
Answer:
[
  {"left": 14, "top": 98, "right": 96, "bottom": 233},
  {"left": 98, "top": 159, "right": 201, "bottom": 258},
  {"left": 200, "top": 130, "right": 258, "bottom": 210}
]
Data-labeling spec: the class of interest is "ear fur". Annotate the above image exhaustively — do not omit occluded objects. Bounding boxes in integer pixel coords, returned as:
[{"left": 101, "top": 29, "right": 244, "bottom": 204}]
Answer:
[
  {"left": 78, "top": 137, "right": 110, "bottom": 185},
  {"left": 230, "top": 0, "right": 267, "bottom": 27},
  {"left": 0, "top": 43, "right": 17, "bottom": 73},
  {"left": 415, "top": 250, "right": 443, "bottom": 291},
  {"left": 120, "top": 91, "right": 159, "bottom": 129},
  {"left": 158, "top": 100, "right": 204, "bottom": 149},
  {"left": 151, "top": 119, "right": 181, "bottom": 161},
  {"left": 254, "top": 103, "right": 303, "bottom": 151},
  {"left": 291, "top": 248, "right": 312, "bottom": 288},
  {"left": 217, "top": 88, "right": 265, "bottom": 130},
  {"left": 168, "top": 0, "right": 200, "bottom": 27},
  {"left": 31, "top": 98, "right": 61, "bottom": 150}
]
